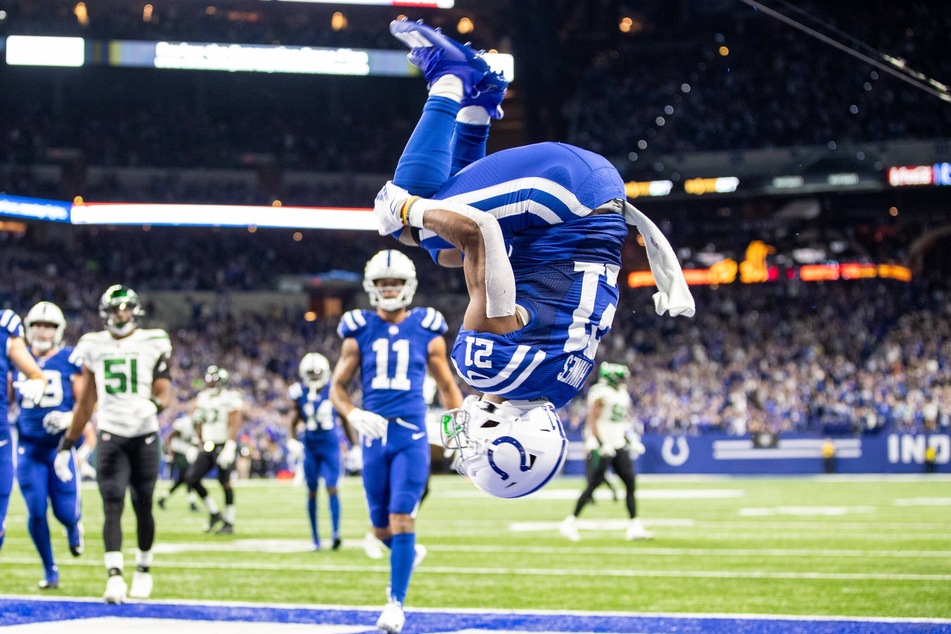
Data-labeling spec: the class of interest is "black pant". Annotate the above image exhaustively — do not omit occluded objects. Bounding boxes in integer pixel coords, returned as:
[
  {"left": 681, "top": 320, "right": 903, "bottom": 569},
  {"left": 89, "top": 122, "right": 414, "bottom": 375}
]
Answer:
[
  {"left": 97, "top": 430, "right": 160, "bottom": 553},
  {"left": 573, "top": 448, "right": 638, "bottom": 519},
  {"left": 185, "top": 445, "right": 234, "bottom": 505}
]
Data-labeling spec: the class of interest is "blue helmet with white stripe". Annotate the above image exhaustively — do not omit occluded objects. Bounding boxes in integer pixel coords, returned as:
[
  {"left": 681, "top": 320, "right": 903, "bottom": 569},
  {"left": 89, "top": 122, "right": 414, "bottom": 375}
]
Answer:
[
  {"left": 441, "top": 395, "right": 567, "bottom": 499},
  {"left": 363, "top": 249, "right": 418, "bottom": 312}
]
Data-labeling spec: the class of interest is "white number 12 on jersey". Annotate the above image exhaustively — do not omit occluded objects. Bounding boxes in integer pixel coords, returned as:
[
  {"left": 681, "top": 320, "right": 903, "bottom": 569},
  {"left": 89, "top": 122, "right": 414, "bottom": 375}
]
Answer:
[{"left": 370, "top": 338, "right": 412, "bottom": 391}]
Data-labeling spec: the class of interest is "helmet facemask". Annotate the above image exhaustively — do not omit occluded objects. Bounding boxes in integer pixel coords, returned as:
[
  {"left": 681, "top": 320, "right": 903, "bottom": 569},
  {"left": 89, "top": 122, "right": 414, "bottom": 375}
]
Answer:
[
  {"left": 299, "top": 353, "right": 331, "bottom": 390},
  {"left": 440, "top": 396, "right": 567, "bottom": 499},
  {"left": 25, "top": 301, "right": 66, "bottom": 354},
  {"left": 598, "top": 362, "right": 630, "bottom": 387},
  {"left": 363, "top": 250, "right": 418, "bottom": 312},
  {"left": 99, "top": 285, "right": 144, "bottom": 337}
]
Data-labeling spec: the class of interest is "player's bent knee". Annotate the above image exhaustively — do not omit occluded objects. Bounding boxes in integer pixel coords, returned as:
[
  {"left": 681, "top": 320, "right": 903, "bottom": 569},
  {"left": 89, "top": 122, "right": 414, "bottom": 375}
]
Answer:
[{"left": 389, "top": 513, "right": 415, "bottom": 534}]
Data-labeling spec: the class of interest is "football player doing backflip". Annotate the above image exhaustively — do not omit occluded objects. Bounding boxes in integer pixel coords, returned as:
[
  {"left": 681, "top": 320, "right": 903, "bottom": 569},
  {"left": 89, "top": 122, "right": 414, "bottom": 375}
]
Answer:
[{"left": 375, "top": 20, "right": 695, "bottom": 504}]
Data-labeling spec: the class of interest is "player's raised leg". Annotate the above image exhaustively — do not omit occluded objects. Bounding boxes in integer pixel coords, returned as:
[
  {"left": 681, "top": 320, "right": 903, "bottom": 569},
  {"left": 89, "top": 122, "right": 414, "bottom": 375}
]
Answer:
[{"left": 389, "top": 19, "right": 490, "bottom": 197}]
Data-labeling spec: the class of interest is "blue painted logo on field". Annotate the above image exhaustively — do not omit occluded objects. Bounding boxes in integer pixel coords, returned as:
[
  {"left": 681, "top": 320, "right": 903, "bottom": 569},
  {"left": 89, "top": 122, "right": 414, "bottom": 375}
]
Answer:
[{"left": 1, "top": 597, "right": 949, "bottom": 634}]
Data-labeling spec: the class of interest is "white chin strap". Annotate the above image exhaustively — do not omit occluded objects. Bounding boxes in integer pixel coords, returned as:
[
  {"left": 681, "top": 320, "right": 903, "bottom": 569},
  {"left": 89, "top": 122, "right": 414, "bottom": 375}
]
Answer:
[
  {"left": 32, "top": 340, "right": 54, "bottom": 354},
  {"left": 377, "top": 297, "right": 406, "bottom": 312},
  {"left": 109, "top": 321, "right": 135, "bottom": 337},
  {"left": 408, "top": 199, "right": 515, "bottom": 319}
]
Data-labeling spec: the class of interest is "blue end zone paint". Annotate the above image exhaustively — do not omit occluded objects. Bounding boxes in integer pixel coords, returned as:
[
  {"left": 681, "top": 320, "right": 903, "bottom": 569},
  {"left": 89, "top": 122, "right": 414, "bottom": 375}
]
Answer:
[{"left": 2, "top": 598, "right": 949, "bottom": 634}]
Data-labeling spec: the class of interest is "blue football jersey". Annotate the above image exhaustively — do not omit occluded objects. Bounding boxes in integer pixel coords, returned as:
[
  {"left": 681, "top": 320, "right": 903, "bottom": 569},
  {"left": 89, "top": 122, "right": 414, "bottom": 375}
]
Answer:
[
  {"left": 401, "top": 142, "right": 630, "bottom": 408},
  {"left": 450, "top": 212, "right": 628, "bottom": 409},
  {"left": 417, "top": 142, "right": 626, "bottom": 257},
  {"left": 287, "top": 381, "right": 339, "bottom": 447},
  {"left": 16, "top": 347, "right": 83, "bottom": 447},
  {"left": 337, "top": 307, "right": 447, "bottom": 423},
  {"left": 0, "top": 310, "right": 25, "bottom": 439}
]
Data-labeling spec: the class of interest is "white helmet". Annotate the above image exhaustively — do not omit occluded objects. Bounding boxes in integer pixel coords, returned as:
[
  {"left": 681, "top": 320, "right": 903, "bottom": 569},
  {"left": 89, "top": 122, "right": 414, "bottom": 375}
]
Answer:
[
  {"left": 363, "top": 249, "right": 418, "bottom": 312},
  {"left": 299, "top": 352, "right": 331, "bottom": 390},
  {"left": 441, "top": 396, "right": 567, "bottom": 499},
  {"left": 24, "top": 301, "right": 66, "bottom": 354}
]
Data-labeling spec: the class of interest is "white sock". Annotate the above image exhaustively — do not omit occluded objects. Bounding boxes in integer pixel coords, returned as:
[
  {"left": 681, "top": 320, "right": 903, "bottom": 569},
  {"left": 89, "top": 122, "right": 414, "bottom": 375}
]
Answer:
[
  {"left": 457, "top": 106, "right": 491, "bottom": 125},
  {"left": 136, "top": 549, "right": 153, "bottom": 569},
  {"left": 104, "top": 551, "right": 124, "bottom": 573},
  {"left": 429, "top": 75, "right": 464, "bottom": 102},
  {"left": 205, "top": 497, "right": 220, "bottom": 514},
  {"left": 224, "top": 505, "right": 236, "bottom": 524}
]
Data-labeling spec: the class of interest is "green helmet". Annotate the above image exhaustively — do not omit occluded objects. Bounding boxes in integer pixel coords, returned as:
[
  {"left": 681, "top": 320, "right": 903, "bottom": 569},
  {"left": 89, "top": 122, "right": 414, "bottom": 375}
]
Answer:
[
  {"left": 99, "top": 284, "right": 143, "bottom": 337},
  {"left": 598, "top": 362, "right": 630, "bottom": 387}
]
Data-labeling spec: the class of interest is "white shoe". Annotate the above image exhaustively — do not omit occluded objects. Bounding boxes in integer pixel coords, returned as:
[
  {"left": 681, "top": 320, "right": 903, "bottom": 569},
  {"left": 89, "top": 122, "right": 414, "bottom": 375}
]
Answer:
[
  {"left": 128, "top": 571, "right": 153, "bottom": 598},
  {"left": 625, "top": 518, "right": 653, "bottom": 541},
  {"left": 412, "top": 544, "right": 427, "bottom": 570},
  {"left": 375, "top": 599, "right": 405, "bottom": 634},
  {"left": 364, "top": 532, "right": 384, "bottom": 560},
  {"left": 559, "top": 516, "right": 580, "bottom": 542},
  {"left": 103, "top": 575, "right": 127, "bottom": 604}
]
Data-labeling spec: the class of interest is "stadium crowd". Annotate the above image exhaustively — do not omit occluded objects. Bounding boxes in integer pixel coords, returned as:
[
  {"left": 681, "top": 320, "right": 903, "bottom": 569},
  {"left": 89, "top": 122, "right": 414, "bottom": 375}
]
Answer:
[
  {"left": 2, "top": 0, "right": 950, "bottom": 475},
  {"left": 3, "top": 227, "right": 949, "bottom": 477},
  {"left": 1, "top": 1, "right": 948, "bottom": 189}
]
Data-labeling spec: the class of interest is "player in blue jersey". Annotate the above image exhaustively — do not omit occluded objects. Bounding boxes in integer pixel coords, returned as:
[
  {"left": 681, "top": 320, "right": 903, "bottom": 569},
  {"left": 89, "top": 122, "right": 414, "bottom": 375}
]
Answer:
[
  {"left": 15, "top": 302, "right": 86, "bottom": 589},
  {"left": 1, "top": 309, "right": 47, "bottom": 554},
  {"left": 288, "top": 352, "right": 344, "bottom": 551},
  {"left": 375, "top": 20, "right": 695, "bottom": 502},
  {"left": 330, "top": 249, "right": 463, "bottom": 634}
]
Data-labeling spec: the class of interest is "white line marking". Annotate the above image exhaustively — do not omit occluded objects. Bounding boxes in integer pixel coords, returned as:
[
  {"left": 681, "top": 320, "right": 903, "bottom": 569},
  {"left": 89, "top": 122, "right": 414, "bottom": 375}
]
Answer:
[
  {"left": 739, "top": 506, "right": 877, "bottom": 516},
  {"left": 1, "top": 618, "right": 366, "bottom": 634},
  {"left": 896, "top": 497, "right": 951, "bottom": 506},
  {"left": 2, "top": 559, "right": 948, "bottom": 582}
]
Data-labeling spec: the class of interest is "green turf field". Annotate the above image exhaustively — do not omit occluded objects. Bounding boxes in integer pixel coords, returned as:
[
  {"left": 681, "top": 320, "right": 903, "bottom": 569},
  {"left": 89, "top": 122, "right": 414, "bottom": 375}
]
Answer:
[{"left": 2, "top": 474, "right": 949, "bottom": 618}]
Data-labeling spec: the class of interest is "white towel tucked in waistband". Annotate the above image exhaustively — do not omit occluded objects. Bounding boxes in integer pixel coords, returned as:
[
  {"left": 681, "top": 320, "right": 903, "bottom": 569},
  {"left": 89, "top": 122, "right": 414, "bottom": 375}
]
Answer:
[{"left": 623, "top": 202, "right": 696, "bottom": 318}]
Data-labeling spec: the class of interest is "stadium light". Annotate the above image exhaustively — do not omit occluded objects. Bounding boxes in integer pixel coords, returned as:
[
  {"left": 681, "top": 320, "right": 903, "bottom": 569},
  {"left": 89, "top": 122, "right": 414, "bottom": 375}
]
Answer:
[{"left": 70, "top": 202, "right": 378, "bottom": 230}]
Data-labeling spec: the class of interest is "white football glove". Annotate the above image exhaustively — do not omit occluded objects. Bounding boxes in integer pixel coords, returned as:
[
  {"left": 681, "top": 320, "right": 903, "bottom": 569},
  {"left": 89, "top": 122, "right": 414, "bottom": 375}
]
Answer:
[
  {"left": 43, "top": 410, "right": 73, "bottom": 434},
  {"left": 286, "top": 437, "right": 304, "bottom": 460},
  {"left": 373, "top": 181, "right": 412, "bottom": 236},
  {"left": 599, "top": 442, "right": 617, "bottom": 459},
  {"left": 583, "top": 435, "right": 601, "bottom": 454},
  {"left": 53, "top": 450, "right": 74, "bottom": 483},
  {"left": 348, "top": 408, "right": 388, "bottom": 440},
  {"left": 629, "top": 438, "right": 647, "bottom": 458},
  {"left": 217, "top": 439, "right": 237, "bottom": 468},
  {"left": 344, "top": 445, "right": 363, "bottom": 472},
  {"left": 14, "top": 378, "right": 47, "bottom": 405}
]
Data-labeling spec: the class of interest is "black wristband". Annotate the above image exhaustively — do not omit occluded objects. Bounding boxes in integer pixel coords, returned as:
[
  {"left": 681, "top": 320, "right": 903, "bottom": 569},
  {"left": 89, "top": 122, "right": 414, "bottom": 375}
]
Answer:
[
  {"left": 151, "top": 397, "right": 166, "bottom": 414},
  {"left": 58, "top": 435, "right": 76, "bottom": 452}
]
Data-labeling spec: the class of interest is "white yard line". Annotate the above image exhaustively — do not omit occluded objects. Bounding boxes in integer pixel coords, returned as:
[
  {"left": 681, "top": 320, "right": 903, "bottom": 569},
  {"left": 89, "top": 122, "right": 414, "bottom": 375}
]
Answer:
[{"left": 2, "top": 557, "right": 949, "bottom": 581}]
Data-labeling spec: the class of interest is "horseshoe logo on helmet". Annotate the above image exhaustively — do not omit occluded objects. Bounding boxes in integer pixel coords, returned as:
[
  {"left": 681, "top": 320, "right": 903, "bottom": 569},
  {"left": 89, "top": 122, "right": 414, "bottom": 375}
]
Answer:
[{"left": 487, "top": 436, "right": 531, "bottom": 481}]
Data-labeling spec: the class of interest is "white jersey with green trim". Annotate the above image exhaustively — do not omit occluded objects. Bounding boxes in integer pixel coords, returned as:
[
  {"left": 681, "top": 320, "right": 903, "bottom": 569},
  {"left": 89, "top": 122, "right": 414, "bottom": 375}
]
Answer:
[
  {"left": 172, "top": 414, "right": 197, "bottom": 444},
  {"left": 71, "top": 328, "right": 172, "bottom": 438},
  {"left": 194, "top": 387, "right": 243, "bottom": 444},
  {"left": 585, "top": 382, "right": 632, "bottom": 450}
]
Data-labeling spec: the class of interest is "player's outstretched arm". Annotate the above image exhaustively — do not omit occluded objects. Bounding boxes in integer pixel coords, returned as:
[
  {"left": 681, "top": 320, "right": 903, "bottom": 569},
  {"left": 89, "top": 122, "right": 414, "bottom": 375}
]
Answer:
[
  {"left": 419, "top": 205, "right": 520, "bottom": 335},
  {"left": 9, "top": 336, "right": 45, "bottom": 404}
]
